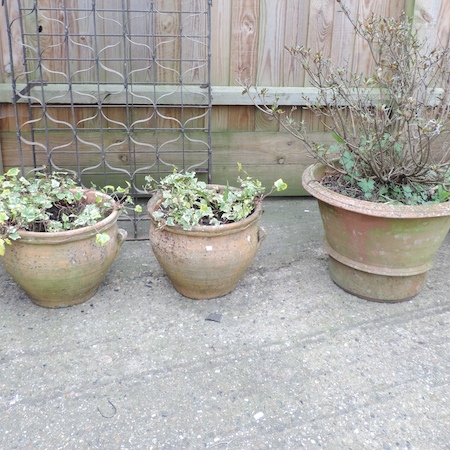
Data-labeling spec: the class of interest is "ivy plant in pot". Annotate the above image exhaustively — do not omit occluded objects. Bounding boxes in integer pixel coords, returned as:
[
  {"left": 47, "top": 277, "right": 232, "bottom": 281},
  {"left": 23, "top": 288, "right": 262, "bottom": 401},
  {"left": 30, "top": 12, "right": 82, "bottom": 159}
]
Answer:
[
  {"left": 0, "top": 168, "right": 140, "bottom": 308},
  {"left": 146, "top": 168, "right": 287, "bottom": 300},
  {"left": 244, "top": 2, "right": 450, "bottom": 302}
]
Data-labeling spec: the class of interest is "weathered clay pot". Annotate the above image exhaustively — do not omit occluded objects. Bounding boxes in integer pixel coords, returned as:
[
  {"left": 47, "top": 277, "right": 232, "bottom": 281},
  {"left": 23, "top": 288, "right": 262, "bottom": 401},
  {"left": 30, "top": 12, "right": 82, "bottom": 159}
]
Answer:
[
  {"left": 302, "top": 163, "right": 450, "bottom": 302},
  {"left": 1, "top": 194, "right": 127, "bottom": 308},
  {"left": 147, "top": 186, "right": 265, "bottom": 299}
]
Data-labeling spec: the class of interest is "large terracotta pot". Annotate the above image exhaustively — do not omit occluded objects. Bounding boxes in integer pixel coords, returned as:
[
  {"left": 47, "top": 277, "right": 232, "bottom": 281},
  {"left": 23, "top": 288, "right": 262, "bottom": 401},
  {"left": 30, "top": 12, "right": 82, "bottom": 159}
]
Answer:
[
  {"left": 1, "top": 193, "right": 127, "bottom": 308},
  {"left": 147, "top": 186, "right": 265, "bottom": 299},
  {"left": 302, "top": 163, "right": 450, "bottom": 302}
]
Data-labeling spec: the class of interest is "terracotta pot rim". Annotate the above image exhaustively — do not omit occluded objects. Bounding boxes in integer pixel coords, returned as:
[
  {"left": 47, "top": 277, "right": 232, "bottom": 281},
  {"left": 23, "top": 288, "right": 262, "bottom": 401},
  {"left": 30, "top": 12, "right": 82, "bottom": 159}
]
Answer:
[
  {"left": 15, "top": 191, "right": 120, "bottom": 244},
  {"left": 147, "top": 184, "right": 263, "bottom": 236},
  {"left": 302, "top": 163, "right": 450, "bottom": 219}
]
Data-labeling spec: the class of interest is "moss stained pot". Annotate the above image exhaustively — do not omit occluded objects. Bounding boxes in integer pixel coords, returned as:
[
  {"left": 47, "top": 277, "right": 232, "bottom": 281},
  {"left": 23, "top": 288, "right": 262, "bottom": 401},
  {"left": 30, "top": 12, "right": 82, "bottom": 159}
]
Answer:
[
  {"left": 302, "top": 163, "right": 450, "bottom": 302},
  {"left": 0, "top": 193, "right": 127, "bottom": 308},
  {"left": 147, "top": 186, "right": 266, "bottom": 300}
]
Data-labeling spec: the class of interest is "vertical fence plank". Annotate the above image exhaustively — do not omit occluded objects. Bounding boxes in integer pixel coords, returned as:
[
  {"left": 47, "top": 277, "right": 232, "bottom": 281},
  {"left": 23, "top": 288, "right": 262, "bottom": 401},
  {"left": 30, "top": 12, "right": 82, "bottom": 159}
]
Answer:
[
  {"left": 331, "top": 0, "right": 358, "bottom": 69},
  {"left": 0, "top": 3, "right": 6, "bottom": 81},
  {"left": 41, "top": 0, "right": 67, "bottom": 83},
  {"left": 65, "top": 0, "right": 97, "bottom": 84},
  {"left": 0, "top": 0, "right": 24, "bottom": 81},
  {"left": 229, "top": 0, "right": 260, "bottom": 85},
  {"left": 154, "top": 0, "right": 181, "bottom": 84},
  {"left": 210, "top": 1, "right": 232, "bottom": 85},
  {"left": 256, "top": 0, "right": 286, "bottom": 86},
  {"left": 305, "top": 0, "right": 336, "bottom": 80},
  {"left": 435, "top": 0, "right": 450, "bottom": 48},
  {"left": 228, "top": 105, "right": 254, "bottom": 131},
  {"left": 211, "top": 106, "right": 229, "bottom": 132},
  {"left": 282, "top": 0, "right": 310, "bottom": 87},
  {"left": 352, "top": 0, "right": 406, "bottom": 77},
  {"left": 414, "top": 0, "right": 450, "bottom": 48},
  {"left": 179, "top": 0, "right": 209, "bottom": 85},
  {"left": 301, "top": 0, "right": 336, "bottom": 132},
  {"left": 126, "top": 0, "right": 155, "bottom": 85}
]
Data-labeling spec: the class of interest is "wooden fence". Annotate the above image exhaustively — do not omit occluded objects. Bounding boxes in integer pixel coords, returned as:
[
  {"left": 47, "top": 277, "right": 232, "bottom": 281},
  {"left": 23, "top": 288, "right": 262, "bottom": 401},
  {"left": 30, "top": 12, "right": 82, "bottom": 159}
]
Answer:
[{"left": 0, "top": 0, "right": 449, "bottom": 194}]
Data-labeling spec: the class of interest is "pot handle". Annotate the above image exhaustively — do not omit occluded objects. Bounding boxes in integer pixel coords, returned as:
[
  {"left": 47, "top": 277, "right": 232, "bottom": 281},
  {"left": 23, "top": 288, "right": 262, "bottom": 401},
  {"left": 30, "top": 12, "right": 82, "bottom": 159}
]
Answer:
[
  {"left": 257, "top": 226, "right": 267, "bottom": 246},
  {"left": 117, "top": 228, "right": 128, "bottom": 245}
]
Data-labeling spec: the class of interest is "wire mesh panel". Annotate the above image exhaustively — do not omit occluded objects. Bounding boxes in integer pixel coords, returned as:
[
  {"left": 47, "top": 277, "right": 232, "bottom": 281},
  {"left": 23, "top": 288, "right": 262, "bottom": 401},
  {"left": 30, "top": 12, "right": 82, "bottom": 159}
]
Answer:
[{"left": 4, "top": 0, "right": 212, "bottom": 237}]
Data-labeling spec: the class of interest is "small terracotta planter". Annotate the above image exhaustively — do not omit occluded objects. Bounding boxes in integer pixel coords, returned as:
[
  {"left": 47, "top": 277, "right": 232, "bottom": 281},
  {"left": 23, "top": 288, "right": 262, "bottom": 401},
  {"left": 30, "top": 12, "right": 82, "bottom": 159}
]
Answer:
[
  {"left": 147, "top": 186, "right": 265, "bottom": 299},
  {"left": 1, "top": 194, "right": 127, "bottom": 308},
  {"left": 302, "top": 163, "right": 450, "bottom": 302}
]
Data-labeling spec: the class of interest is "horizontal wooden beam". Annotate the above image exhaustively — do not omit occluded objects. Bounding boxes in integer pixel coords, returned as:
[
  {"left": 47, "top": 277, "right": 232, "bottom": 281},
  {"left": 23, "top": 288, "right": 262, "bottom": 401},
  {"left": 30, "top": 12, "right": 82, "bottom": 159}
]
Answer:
[
  {"left": 1, "top": 128, "right": 448, "bottom": 196},
  {"left": 0, "top": 83, "right": 318, "bottom": 106},
  {"left": 1, "top": 83, "right": 446, "bottom": 108},
  {"left": 0, "top": 129, "right": 327, "bottom": 195}
]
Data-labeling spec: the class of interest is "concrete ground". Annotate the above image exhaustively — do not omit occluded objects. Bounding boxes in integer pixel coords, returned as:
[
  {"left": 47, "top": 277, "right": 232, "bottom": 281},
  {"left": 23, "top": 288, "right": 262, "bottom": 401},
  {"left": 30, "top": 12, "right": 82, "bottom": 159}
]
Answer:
[{"left": 0, "top": 198, "right": 449, "bottom": 450}]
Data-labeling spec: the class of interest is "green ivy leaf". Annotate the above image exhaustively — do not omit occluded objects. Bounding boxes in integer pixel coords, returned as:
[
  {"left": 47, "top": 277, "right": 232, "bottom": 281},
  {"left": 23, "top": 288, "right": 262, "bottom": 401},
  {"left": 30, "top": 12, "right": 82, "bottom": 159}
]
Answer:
[
  {"left": 95, "top": 233, "right": 110, "bottom": 246},
  {"left": 6, "top": 168, "right": 20, "bottom": 177},
  {"left": 274, "top": 179, "right": 288, "bottom": 191},
  {"left": 73, "top": 191, "right": 84, "bottom": 201}
]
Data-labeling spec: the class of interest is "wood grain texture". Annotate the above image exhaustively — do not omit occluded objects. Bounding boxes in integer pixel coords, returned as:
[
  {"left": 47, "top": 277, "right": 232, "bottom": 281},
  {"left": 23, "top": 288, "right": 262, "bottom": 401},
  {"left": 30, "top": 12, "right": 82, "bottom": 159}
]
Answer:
[
  {"left": 255, "top": 109, "right": 279, "bottom": 132},
  {"left": 36, "top": 0, "right": 63, "bottom": 82},
  {"left": 414, "top": 0, "right": 450, "bottom": 48},
  {"left": 435, "top": 0, "right": 450, "bottom": 47},
  {"left": 2, "top": 126, "right": 448, "bottom": 196},
  {"left": 352, "top": 0, "right": 406, "bottom": 76},
  {"left": 0, "top": 0, "right": 26, "bottom": 82},
  {"left": 282, "top": 0, "right": 310, "bottom": 86},
  {"left": 0, "top": 129, "right": 329, "bottom": 195},
  {"left": 211, "top": 105, "right": 229, "bottom": 132},
  {"left": 210, "top": 1, "right": 232, "bottom": 85},
  {"left": 256, "top": 0, "right": 286, "bottom": 86},
  {"left": 154, "top": 0, "right": 180, "bottom": 84},
  {"left": 179, "top": 0, "right": 209, "bottom": 85},
  {"left": 305, "top": 0, "right": 336, "bottom": 79},
  {"left": 227, "top": 105, "right": 254, "bottom": 131},
  {"left": 1, "top": 0, "right": 446, "bottom": 85},
  {"left": 331, "top": 0, "right": 358, "bottom": 69},
  {"left": 230, "top": 0, "right": 260, "bottom": 85}
]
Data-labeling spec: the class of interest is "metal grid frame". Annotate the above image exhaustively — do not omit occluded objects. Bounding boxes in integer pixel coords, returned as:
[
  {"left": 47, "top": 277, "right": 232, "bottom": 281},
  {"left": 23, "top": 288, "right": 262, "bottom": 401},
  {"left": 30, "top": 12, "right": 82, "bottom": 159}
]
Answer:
[{"left": 4, "top": 0, "right": 212, "bottom": 238}]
